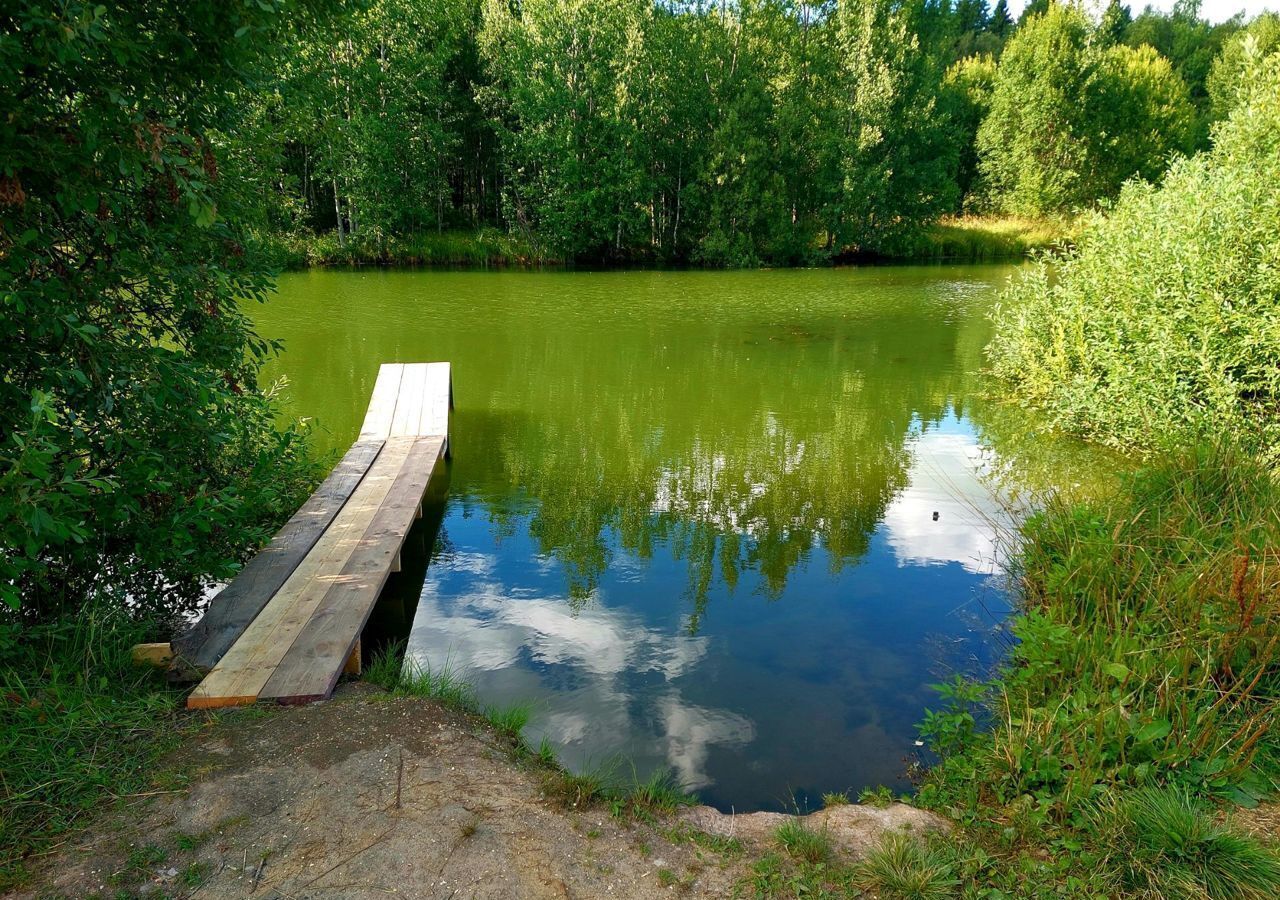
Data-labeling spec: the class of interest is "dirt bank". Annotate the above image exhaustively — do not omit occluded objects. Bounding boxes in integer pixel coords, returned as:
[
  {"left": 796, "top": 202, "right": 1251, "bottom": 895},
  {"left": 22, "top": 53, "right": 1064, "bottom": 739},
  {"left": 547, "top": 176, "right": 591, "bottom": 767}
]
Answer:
[{"left": 11, "top": 684, "right": 945, "bottom": 899}]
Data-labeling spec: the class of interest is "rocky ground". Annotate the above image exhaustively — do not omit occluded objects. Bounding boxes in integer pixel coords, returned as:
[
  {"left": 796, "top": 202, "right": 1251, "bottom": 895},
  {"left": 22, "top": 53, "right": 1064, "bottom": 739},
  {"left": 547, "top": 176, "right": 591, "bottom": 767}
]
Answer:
[{"left": 11, "top": 684, "right": 947, "bottom": 900}]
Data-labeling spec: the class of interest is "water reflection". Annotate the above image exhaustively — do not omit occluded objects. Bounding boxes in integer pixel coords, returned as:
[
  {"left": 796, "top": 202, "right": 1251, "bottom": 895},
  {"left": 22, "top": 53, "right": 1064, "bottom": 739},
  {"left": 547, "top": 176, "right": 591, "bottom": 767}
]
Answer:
[
  {"left": 255, "top": 266, "right": 1096, "bottom": 811},
  {"left": 883, "top": 413, "right": 1013, "bottom": 575},
  {"left": 405, "top": 407, "right": 1015, "bottom": 809},
  {"left": 406, "top": 559, "right": 756, "bottom": 790}
]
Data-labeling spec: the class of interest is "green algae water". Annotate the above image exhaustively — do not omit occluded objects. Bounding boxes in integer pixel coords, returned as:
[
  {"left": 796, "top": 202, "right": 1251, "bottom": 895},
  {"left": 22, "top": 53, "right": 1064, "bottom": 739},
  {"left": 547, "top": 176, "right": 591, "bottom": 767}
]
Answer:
[{"left": 257, "top": 265, "right": 1075, "bottom": 813}]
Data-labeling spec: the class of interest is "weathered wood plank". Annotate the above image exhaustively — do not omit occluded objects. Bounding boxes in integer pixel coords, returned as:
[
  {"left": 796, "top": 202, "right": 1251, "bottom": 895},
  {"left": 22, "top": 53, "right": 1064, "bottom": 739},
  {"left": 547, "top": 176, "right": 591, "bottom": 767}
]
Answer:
[
  {"left": 390, "top": 363, "right": 429, "bottom": 437},
  {"left": 260, "top": 437, "right": 444, "bottom": 704},
  {"left": 359, "top": 364, "right": 404, "bottom": 439},
  {"left": 422, "top": 362, "right": 452, "bottom": 441},
  {"left": 132, "top": 643, "right": 173, "bottom": 667},
  {"left": 170, "top": 440, "right": 385, "bottom": 678},
  {"left": 187, "top": 438, "right": 417, "bottom": 709}
]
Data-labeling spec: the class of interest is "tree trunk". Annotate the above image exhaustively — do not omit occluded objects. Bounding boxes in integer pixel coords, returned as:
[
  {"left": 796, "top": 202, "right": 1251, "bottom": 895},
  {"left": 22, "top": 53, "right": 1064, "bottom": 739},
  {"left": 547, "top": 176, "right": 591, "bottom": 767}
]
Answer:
[{"left": 333, "top": 179, "right": 345, "bottom": 247}]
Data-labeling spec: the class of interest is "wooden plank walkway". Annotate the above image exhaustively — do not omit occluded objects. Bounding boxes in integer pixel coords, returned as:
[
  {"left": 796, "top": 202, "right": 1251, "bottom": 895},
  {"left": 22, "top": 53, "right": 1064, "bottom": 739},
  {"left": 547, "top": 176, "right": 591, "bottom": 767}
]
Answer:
[{"left": 184, "top": 362, "right": 451, "bottom": 709}]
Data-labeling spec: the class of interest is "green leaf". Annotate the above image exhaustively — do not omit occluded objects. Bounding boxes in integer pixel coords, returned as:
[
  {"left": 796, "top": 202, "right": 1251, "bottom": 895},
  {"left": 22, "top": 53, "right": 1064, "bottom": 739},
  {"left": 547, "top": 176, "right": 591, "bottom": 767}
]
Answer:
[
  {"left": 1102, "top": 662, "right": 1130, "bottom": 680},
  {"left": 1133, "top": 719, "right": 1172, "bottom": 744}
]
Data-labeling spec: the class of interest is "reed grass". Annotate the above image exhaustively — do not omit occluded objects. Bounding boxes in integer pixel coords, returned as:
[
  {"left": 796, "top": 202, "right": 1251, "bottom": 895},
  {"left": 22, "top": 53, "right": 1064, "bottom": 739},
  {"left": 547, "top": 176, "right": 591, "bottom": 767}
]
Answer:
[
  {"left": 918, "top": 215, "right": 1075, "bottom": 260},
  {"left": 910, "top": 444, "right": 1280, "bottom": 895},
  {"left": 0, "top": 609, "right": 183, "bottom": 888},
  {"left": 262, "top": 228, "right": 556, "bottom": 270}
]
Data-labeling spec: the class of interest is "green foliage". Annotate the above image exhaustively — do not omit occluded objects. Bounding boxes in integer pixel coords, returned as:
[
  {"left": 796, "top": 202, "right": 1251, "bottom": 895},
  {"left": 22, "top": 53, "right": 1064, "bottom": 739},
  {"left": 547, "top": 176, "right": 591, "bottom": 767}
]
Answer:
[
  {"left": 1092, "top": 787, "right": 1280, "bottom": 899},
  {"left": 978, "top": 2, "right": 1195, "bottom": 216},
  {"left": 977, "top": 3, "right": 1098, "bottom": 214},
  {"left": 219, "top": 0, "right": 1235, "bottom": 262},
  {"left": 918, "top": 675, "right": 984, "bottom": 757},
  {"left": 831, "top": 0, "right": 960, "bottom": 256},
  {"left": 1125, "top": 0, "right": 1240, "bottom": 123},
  {"left": 225, "top": 0, "right": 482, "bottom": 243},
  {"left": 855, "top": 785, "right": 893, "bottom": 807},
  {"left": 921, "top": 445, "right": 1280, "bottom": 820},
  {"left": 939, "top": 54, "right": 998, "bottom": 210},
  {"left": 1099, "top": 0, "right": 1133, "bottom": 47},
  {"left": 988, "top": 52, "right": 1280, "bottom": 455},
  {"left": 479, "top": 0, "right": 651, "bottom": 262},
  {"left": 231, "top": 0, "right": 975, "bottom": 265},
  {"left": 0, "top": 609, "right": 183, "bottom": 888},
  {"left": 853, "top": 833, "right": 960, "bottom": 900},
  {"left": 774, "top": 819, "right": 832, "bottom": 864},
  {"left": 0, "top": 1, "right": 325, "bottom": 620},
  {"left": 1093, "top": 43, "right": 1196, "bottom": 190},
  {"left": 1207, "top": 12, "right": 1280, "bottom": 120}
]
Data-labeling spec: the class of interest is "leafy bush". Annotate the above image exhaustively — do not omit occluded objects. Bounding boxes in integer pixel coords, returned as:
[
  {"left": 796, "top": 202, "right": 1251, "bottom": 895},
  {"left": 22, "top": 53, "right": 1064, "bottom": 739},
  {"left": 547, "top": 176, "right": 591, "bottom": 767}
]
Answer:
[
  {"left": 0, "top": 3, "right": 326, "bottom": 622},
  {"left": 1207, "top": 13, "right": 1280, "bottom": 120},
  {"left": 987, "top": 51, "right": 1280, "bottom": 456}
]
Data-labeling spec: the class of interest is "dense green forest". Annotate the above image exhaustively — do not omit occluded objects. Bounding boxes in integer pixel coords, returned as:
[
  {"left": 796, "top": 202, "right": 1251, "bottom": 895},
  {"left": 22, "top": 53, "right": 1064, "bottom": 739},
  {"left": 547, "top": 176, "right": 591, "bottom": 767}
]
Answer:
[
  {"left": 5, "top": 0, "right": 1280, "bottom": 894},
  {"left": 227, "top": 0, "right": 1266, "bottom": 265}
]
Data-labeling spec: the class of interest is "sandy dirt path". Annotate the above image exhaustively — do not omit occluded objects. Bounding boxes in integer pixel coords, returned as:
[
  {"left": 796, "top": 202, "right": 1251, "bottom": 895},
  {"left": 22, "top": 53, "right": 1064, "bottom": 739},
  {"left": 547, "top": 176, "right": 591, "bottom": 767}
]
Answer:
[
  {"left": 16, "top": 686, "right": 749, "bottom": 899},
  {"left": 14, "top": 682, "right": 952, "bottom": 900}
]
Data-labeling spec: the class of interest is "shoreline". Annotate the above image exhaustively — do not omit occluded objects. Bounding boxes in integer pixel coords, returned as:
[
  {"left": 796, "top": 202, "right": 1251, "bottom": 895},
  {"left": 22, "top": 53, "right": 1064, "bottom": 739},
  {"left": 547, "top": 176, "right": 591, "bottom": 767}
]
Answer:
[{"left": 262, "top": 216, "right": 1075, "bottom": 273}]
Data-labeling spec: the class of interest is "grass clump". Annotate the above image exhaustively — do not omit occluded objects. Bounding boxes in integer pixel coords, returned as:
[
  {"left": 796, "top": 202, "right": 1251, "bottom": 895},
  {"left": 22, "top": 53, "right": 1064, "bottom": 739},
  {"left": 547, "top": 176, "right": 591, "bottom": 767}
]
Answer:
[
  {"left": 854, "top": 833, "right": 960, "bottom": 900},
  {"left": 364, "top": 644, "right": 479, "bottom": 714},
  {"left": 821, "top": 790, "right": 850, "bottom": 808},
  {"left": 1094, "top": 786, "right": 1280, "bottom": 899},
  {"left": 611, "top": 768, "right": 696, "bottom": 821},
  {"left": 774, "top": 820, "right": 831, "bottom": 865},
  {"left": 546, "top": 763, "right": 613, "bottom": 809},
  {"left": 485, "top": 703, "right": 532, "bottom": 743},
  {"left": 0, "top": 610, "right": 183, "bottom": 889}
]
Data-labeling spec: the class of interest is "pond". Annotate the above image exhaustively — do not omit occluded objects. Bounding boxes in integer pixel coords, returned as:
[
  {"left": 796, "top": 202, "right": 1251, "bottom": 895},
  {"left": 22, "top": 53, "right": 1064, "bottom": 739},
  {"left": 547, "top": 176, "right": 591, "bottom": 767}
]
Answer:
[{"left": 257, "top": 265, "right": 1075, "bottom": 813}]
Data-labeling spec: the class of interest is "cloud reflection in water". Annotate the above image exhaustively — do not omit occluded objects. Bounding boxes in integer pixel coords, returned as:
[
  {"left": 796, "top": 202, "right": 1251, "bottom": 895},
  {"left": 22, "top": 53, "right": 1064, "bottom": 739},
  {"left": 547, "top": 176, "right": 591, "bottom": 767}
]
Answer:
[{"left": 405, "top": 561, "right": 755, "bottom": 790}]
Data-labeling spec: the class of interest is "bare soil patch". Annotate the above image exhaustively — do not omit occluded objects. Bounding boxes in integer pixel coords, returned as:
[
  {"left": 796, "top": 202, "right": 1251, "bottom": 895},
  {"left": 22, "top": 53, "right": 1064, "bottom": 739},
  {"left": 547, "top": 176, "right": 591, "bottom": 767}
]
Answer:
[{"left": 11, "top": 685, "right": 746, "bottom": 899}]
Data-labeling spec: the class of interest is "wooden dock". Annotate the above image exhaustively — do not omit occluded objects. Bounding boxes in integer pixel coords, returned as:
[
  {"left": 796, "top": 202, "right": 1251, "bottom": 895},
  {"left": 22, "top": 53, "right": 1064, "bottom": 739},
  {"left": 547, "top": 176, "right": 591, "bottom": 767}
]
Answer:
[{"left": 180, "top": 362, "right": 452, "bottom": 709}]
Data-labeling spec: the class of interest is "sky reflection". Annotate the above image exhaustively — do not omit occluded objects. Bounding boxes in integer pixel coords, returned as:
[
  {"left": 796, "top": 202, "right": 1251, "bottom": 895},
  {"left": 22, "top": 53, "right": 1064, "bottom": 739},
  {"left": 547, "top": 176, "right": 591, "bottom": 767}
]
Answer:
[{"left": 406, "top": 410, "right": 1011, "bottom": 809}]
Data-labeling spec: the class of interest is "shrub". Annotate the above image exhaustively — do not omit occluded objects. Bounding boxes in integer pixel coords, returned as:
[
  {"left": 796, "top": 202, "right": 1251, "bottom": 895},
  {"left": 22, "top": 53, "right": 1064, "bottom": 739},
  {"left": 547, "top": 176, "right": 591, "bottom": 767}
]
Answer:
[
  {"left": 922, "top": 445, "right": 1280, "bottom": 820},
  {"left": 0, "top": 2, "right": 324, "bottom": 622},
  {"left": 987, "top": 51, "right": 1280, "bottom": 457},
  {"left": 1206, "top": 13, "right": 1280, "bottom": 120}
]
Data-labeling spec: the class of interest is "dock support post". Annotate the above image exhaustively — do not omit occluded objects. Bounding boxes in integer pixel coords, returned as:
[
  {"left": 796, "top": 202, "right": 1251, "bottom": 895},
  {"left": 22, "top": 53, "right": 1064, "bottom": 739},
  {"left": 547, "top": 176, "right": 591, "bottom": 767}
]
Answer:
[{"left": 344, "top": 638, "right": 362, "bottom": 676}]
